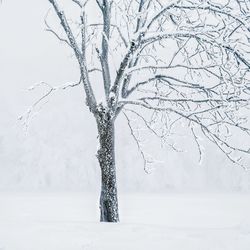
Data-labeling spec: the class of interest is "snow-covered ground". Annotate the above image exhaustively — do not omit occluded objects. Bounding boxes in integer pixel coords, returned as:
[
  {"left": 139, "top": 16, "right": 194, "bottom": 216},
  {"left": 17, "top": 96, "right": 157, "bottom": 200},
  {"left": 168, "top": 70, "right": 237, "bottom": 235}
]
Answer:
[{"left": 0, "top": 192, "right": 250, "bottom": 250}]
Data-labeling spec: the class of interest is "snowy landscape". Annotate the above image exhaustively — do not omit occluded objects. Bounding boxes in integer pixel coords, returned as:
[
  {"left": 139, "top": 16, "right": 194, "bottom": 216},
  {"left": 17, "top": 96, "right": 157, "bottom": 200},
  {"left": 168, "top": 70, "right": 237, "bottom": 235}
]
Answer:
[
  {"left": 1, "top": 192, "right": 250, "bottom": 250},
  {"left": 1, "top": 0, "right": 250, "bottom": 248}
]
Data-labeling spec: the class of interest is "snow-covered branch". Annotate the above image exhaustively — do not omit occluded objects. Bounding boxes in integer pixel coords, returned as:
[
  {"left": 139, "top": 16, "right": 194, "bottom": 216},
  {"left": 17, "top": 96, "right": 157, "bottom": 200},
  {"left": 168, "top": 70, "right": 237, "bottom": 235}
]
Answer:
[
  {"left": 41, "top": 0, "right": 250, "bottom": 167},
  {"left": 48, "top": 0, "right": 97, "bottom": 112}
]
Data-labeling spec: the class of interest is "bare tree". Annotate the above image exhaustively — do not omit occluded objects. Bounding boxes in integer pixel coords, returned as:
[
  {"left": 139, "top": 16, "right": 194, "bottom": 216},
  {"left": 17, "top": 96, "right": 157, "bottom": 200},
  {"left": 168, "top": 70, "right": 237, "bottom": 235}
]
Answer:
[{"left": 20, "top": 0, "right": 250, "bottom": 222}]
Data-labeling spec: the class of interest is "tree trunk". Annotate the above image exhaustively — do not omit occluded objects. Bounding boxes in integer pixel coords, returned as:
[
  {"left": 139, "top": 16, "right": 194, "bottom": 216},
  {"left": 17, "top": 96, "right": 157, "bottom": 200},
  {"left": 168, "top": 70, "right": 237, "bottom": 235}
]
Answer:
[{"left": 96, "top": 108, "right": 119, "bottom": 222}]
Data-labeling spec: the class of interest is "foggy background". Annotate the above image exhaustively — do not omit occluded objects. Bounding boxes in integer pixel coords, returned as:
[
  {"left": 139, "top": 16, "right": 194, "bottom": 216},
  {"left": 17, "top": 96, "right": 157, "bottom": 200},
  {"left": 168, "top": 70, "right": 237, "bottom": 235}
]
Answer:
[{"left": 1, "top": 0, "right": 250, "bottom": 192}]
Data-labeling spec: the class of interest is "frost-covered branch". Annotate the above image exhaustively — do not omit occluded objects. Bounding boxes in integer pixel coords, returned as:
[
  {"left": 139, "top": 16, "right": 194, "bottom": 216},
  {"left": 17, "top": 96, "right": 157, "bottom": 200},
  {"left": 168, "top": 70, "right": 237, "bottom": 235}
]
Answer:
[
  {"left": 40, "top": 0, "right": 250, "bottom": 168},
  {"left": 119, "top": 98, "right": 250, "bottom": 166},
  {"left": 19, "top": 77, "right": 83, "bottom": 129},
  {"left": 97, "top": 0, "right": 112, "bottom": 101},
  {"left": 48, "top": 0, "right": 97, "bottom": 112},
  {"left": 44, "top": 11, "right": 72, "bottom": 48}
]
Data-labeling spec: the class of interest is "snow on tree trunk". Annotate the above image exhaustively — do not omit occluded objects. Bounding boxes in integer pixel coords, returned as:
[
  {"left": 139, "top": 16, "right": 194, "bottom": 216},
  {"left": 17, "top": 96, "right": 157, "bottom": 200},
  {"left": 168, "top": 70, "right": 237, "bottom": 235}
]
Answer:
[{"left": 96, "top": 106, "right": 119, "bottom": 222}]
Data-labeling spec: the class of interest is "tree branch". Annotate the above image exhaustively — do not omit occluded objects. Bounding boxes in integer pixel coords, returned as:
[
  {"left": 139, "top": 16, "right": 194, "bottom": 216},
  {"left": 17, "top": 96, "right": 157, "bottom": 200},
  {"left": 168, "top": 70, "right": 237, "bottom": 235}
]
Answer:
[{"left": 48, "top": 0, "right": 97, "bottom": 112}]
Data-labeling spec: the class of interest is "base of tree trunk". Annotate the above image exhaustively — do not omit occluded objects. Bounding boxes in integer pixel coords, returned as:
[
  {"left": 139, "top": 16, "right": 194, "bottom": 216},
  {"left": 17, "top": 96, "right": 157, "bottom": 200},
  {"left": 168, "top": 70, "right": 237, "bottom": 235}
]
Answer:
[{"left": 99, "top": 184, "right": 119, "bottom": 222}]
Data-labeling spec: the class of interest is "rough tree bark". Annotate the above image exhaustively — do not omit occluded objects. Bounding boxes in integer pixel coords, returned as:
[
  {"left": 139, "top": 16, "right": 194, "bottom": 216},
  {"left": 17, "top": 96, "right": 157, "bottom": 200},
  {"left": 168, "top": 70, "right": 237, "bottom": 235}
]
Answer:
[{"left": 96, "top": 106, "right": 119, "bottom": 222}]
